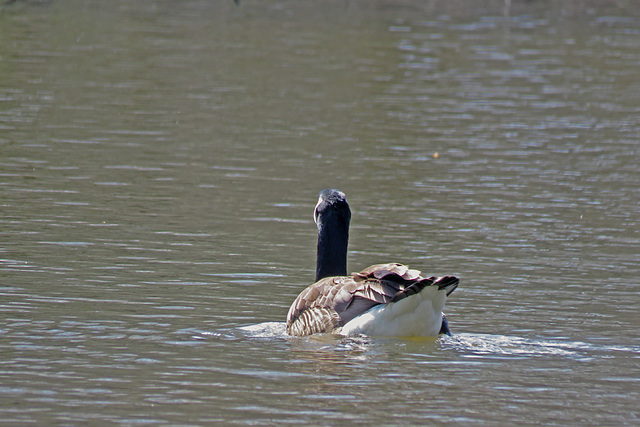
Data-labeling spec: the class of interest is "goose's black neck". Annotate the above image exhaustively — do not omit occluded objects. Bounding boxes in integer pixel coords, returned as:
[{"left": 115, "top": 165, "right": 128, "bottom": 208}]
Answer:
[{"left": 314, "top": 189, "right": 350, "bottom": 281}]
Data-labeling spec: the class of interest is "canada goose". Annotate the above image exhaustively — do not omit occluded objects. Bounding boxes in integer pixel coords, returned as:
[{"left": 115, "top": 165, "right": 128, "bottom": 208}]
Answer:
[{"left": 286, "top": 189, "right": 458, "bottom": 337}]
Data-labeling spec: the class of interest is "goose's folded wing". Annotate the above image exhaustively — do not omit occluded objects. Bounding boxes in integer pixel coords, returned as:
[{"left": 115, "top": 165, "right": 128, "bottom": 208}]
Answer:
[
  {"left": 286, "top": 277, "right": 361, "bottom": 336},
  {"left": 354, "top": 263, "right": 458, "bottom": 300}
]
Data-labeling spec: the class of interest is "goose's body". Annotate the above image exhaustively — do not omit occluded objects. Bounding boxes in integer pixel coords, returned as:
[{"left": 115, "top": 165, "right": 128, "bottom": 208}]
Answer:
[
  {"left": 287, "top": 262, "right": 458, "bottom": 337},
  {"left": 286, "top": 189, "right": 459, "bottom": 337}
]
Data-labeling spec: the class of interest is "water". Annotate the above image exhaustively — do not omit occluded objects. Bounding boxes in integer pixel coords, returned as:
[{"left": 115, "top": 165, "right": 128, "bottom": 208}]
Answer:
[{"left": 1, "top": 0, "right": 639, "bottom": 424}]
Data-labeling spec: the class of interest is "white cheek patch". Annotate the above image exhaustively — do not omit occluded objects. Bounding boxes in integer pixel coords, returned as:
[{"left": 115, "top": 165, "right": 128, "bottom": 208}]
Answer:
[{"left": 313, "top": 196, "right": 322, "bottom": 224}]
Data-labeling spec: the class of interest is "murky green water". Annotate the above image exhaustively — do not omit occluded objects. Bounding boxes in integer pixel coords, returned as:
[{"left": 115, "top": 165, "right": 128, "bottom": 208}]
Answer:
[{"left": 1, "top": 0, "right": 639, "bottom": 425}]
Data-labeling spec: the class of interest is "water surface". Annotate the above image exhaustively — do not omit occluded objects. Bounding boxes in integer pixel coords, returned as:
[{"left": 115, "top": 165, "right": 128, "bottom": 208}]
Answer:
[{"left": 1, "top": 0, "right": 639, "bottom": 425}]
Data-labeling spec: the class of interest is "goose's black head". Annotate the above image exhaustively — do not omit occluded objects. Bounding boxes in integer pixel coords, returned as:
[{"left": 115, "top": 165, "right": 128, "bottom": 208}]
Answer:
[
  {"left": 314, "top": 189, "right": 351, "bottom": 281},
  {"left": 314, "top": 189, "right": 350, "bottom": 230}
]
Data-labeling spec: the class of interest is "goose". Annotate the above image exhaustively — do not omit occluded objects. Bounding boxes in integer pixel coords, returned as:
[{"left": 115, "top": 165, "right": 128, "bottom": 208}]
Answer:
[{"left": 286, "top": 189, "right": 458, "bottom": 337}]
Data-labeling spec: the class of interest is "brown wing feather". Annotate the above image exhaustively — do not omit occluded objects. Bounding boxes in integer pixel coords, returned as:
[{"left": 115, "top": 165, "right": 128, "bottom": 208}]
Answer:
[
  {"left": 286, "top": 263, "right": 458, "bottom": 336},
  {"left": 286, "top": 276, "right": 357, "bottom": 335}
]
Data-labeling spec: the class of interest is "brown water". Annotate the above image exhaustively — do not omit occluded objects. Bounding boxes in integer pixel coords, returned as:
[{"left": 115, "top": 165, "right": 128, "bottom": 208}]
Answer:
[{"left": 1, "top": 0, "right": 639, "bottom": 425}]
